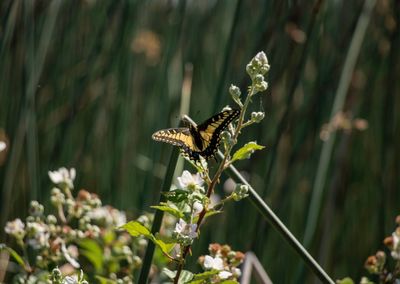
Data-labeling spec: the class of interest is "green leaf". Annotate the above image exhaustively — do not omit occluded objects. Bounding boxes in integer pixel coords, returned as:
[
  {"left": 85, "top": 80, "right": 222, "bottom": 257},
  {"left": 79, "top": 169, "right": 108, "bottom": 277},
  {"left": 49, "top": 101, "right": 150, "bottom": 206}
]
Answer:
[
  {"left": 162, "top": 269, "right": 194, "bottom": 283},
  {"left": 0, "top": 244, "right": 26, "bottom": 268},
  {"left": 231, "top": 142, "right": 265, "bottom": 162},
  {"left": 163, "top": 268, "right": 177, "bottom": 280},
  {"left": 120, "top": 221, "right": 151, "bottom": 237},
  {"left": 152, "top": 236, "right": 176, "bottom": 256},
  {"left": 178, "top": 270, "right": 194, "bottom": 284},
  {"left": 220, "top": 281, "right": 239, "bottom": 284},
  {"left": 95, "top": 275, "right": 117, "bottom": 284},
  {"left": 151, "top": 204, "right": 184, "bottom": 219},
  {"left": 191, "top": 270, "right": 219, "bottom": 281},
  {"left": 164, "top": 189, "right": 190, "bottom": 203},
  {"left": 78, "top": 239, "right": 103, "bottom": 272},
  {"left": 103, "top": 230, "right": 116, "bottom": 245},
  {"left": 337, "top": 278, "right": 355, "bottom": 284}
]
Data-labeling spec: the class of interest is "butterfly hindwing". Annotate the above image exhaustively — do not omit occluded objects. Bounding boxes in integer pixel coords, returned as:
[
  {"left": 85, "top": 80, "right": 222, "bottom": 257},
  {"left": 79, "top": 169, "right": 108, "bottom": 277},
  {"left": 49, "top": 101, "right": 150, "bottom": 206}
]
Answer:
[
  {"left": 152, "top": 128, "right": 194, "bottom": 148},
  {"left": 152, "top": 109, "right": 240, "bottom": 161}
]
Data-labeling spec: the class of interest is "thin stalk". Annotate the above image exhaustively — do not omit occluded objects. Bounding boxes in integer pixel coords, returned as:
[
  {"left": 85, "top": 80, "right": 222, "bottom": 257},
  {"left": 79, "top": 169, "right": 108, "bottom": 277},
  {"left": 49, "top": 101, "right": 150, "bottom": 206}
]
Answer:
[
  {"left": 223, "top": 152, "right": 335, "bottom": 284},
  {"left": 174, "top": 87, "right": 254, "bottom": 283},
  {"left": 213, "top": 0, "right": 243, "bottom": 112},
  {"left": 138, "top": 147, "right": 180, "bottom": 283},
  {"left": 303, "top": 0, "right": 377, "bottom": 248}
]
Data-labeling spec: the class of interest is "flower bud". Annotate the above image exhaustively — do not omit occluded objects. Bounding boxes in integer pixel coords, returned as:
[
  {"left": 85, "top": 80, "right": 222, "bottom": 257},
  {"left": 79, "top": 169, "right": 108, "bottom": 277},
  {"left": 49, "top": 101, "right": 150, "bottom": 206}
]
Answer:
[
  {"left": 46, "top": 215, "right": 57, "bottom": 224},
  {"left": 254, "top": 74, "right": 264, "bottom": 84},
  {"left": 247, "top": 51, "right": 270, "bottom": 79},
  {"left": 51, "top": 267, "right": 62, "bottom": 282},
  {"left": 229, "top": 84, "right": 241, "bottom": 98},
  {"left": 255, "top": 81, "right": 268, "bottom": 93},
  {"left": 232, "top": 184, "right": 249, "bottom": 201},
  {"left": 251, "top": 112, "right": 265, "bottom": 123}
]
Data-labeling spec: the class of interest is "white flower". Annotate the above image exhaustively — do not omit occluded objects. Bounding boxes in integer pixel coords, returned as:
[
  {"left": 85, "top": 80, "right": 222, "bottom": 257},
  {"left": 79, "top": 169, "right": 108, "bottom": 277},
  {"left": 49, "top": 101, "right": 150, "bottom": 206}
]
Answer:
[
  {"left": 26, "top": 222, "right": 50, "bottom": 249},
  {"left": 48, "top": 167, "right": 76, "bottom": 188},
  {"left": 0, "top": 141, "right": 6, "bottom": 152},
  {"left": 391, "top": 231, "right": 400, "bottom": 260},
  {"left": 86, "top": 206, "right": 127, "bottom": 227},
  {"left": 62, "top": 243, "right": 80, "bottom": 268},
  {"left": 218, "top": 270, "right": 232, "bottom": 280},
  {"left": 174, "top": 219, "right": 197, "bottom": 239},
  {"left": 4, "top": 218, "right": 25, "bottom": 238},
  {"left": 110, "top": 208, "right": 127, "bottom": 227},
  {"left": 177, "top": 170, "right": 204, "bottom": 190},
  {"left": 203, "top": 255, "right": 223, "bottom": 271},
  {"left": 62, "top": 275, "right": 78, "bottom": 284},
  {"left": 192, "top": 201, "right": 204, "bottom": 215},
  {"left": 232, "top": 267, "right": 241, "bottom": 277}
]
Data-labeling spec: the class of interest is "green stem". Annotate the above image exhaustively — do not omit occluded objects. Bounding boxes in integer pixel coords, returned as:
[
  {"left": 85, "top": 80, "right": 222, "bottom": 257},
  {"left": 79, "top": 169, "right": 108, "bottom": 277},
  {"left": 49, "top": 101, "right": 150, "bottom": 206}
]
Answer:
[{"left": 173, "top": 85, "right": 255, "bottom": 284}]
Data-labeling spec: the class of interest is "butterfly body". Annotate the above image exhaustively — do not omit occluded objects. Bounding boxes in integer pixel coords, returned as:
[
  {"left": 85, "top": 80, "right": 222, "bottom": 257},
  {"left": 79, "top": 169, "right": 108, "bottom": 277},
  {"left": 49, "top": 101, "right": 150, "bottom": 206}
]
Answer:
[{"left": 152, "top": 109, "right": 240, "bottom": 161}]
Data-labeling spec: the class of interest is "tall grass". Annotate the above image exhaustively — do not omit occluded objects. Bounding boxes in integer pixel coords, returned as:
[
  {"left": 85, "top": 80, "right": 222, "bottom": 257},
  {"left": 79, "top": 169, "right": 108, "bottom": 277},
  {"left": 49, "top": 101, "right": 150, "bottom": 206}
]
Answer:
[{"left": 1, "top": 0, "right": 399, "bottom": 282}]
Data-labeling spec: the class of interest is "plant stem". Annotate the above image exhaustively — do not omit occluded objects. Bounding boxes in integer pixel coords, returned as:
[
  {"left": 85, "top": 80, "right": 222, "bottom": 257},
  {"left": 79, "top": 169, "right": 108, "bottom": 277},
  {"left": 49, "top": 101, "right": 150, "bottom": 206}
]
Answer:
[{"left": 173, "top": 86, "right": 254, "bottom": 284}]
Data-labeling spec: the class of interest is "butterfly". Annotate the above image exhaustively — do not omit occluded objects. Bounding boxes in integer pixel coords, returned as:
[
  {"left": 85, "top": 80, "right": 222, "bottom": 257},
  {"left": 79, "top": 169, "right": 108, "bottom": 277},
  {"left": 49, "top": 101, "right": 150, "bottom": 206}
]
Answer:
[{"left": 152, "top": 109, "right": 240, "bottom": 161}]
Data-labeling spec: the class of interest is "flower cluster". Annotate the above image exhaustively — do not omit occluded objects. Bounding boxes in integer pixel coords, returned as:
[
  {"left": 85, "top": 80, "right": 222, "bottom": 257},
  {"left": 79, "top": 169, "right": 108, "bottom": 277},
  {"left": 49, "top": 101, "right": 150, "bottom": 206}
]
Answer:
[
  {"left": 357, "top": 215, "right": 400, "bottom": 283},
  {"left": 246, "top": 51, "right": 270, "bottom": 93},
  {"left": 121, "top": 52, "right": 269, "bottom": 283},
  {"left": 2, "top": 167, "right": 142, "bottom": 283},
  {"left": 198, "top": 243, "right": 245, "bottom": 283}
]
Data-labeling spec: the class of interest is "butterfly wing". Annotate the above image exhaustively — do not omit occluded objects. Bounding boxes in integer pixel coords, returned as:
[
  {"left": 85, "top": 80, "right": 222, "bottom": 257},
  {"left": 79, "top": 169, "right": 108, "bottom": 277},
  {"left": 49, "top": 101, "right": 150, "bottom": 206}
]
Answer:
[
  {"left": 152, "top": 109, "right": 240, "bottom": 161},
  {"left": 152, "top": 128, "right": 201, "bottom": 160},
  {"left": 195, "top": 109, "right": 240, "bottom": 159}
]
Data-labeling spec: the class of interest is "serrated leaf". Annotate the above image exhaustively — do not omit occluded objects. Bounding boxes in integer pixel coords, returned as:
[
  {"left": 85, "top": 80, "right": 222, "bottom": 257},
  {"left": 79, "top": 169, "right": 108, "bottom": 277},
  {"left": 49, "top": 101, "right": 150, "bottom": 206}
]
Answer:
[
  {"left": 164, "top": 190, "right": 190, "bottom": 203},
  {"left": 191, "top": 270, "right": 219, "bottom": 281},
  {"left": 163, "top": 268, "right": 177, "bottom": 279},
  {"left": 152, "top": 236, "right": 176, "bottom": 256},
  {"left": 0, "top": 244, "right": 26, "bottom": 268},
  {"left": 178, "top": 270, "right": 194, "bottom": 284},
  {"left": 79, "top": 239, "right": 103, "bottom": 272},
  {"left": 337, "top": 278, "right": 355, "bottom": 284},
  {"left": 95, "top": 275, "right": 117, "bottom": 284},
  {"left": 151, "top": 204, "right": 184, "bottom": 219},
  {"left": 120, "top": 221, "right": 151, "bottom": 237},
  {"left": 231, "top": 142, "right": 265, "bottom": 162}
]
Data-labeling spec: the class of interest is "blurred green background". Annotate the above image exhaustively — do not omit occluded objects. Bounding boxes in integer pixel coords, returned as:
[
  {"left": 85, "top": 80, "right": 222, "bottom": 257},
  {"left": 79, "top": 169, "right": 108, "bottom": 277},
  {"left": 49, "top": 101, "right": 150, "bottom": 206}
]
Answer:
[{"left": 1, "top": 0, "right": 399, "bottom": 282}]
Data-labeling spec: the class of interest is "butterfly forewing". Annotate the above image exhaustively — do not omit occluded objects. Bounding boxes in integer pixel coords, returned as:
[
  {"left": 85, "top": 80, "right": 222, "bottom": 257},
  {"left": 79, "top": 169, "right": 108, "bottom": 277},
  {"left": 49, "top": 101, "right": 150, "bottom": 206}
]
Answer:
[
  {"left": 196, "top": 109, "right": 240, "bottom": 159},
  {"left": 152, "top": 109, "right": 240, "bottom": 161}
]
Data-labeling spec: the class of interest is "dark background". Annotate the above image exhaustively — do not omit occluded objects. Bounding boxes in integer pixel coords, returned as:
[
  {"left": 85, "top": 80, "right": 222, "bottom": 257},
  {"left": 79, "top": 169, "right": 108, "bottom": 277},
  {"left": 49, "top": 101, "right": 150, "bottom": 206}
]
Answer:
[{"left": 1, "top": 0, "right": 399, "bottom": 282}]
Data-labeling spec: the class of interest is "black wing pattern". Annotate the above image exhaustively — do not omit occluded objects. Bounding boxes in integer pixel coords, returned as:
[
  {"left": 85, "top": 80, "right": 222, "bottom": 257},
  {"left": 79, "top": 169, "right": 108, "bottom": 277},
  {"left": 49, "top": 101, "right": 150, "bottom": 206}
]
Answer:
[
  {"left": 152, "top": 109, "right": 240, "bottom": 161},
  {"left": 195, "top": 109, "right": 240, "bottom": 159}
]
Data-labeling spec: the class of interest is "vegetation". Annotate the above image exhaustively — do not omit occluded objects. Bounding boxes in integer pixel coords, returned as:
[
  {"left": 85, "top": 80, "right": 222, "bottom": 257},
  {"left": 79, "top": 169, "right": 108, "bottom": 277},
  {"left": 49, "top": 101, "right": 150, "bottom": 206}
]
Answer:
[{"left": 1, "top": 0, "right": 399, "bottom": 283}]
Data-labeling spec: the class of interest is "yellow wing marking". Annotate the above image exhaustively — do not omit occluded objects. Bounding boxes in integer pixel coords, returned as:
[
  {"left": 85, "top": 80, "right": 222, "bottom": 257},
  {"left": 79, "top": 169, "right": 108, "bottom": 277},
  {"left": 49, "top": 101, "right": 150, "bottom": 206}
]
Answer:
[{"left": 152, "top": 128, "right": 199, "bottom": 151}]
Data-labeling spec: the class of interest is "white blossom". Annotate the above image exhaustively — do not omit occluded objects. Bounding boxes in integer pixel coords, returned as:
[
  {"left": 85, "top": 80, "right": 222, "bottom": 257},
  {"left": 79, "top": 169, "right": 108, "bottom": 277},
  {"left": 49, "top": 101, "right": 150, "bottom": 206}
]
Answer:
[
  {"left": 232, "top": 267, "right": 241, "bottom": 277},
  {"left": 391, "top": 231, "right": 400, "bottom": 260},
  {"left": 48, "top": 167, "right": 76, "bottom": 189},
  {"left": 26, "top": 222, "right": 50, "bottom": 249},
  {"left": 0, "top": 141, "right": 6, "bottom": 152},
  {"left": 192, "top": 201, "right": 204, "bottom": 215},
  {"left": 62, "top": 275, "right": 78, "bottom": 284},
  {"left": 203, "top": 255, "right": 223, "bottom": 271},
  {"left": 4, "top": 218, "right": 25, "bottom": 238},
  {"left": 177, "top": 170, "right": 204, "bottom": 190},
  {"left": 62, "top": 243, "right": 80, "bottom": 268},
  {"left": 219, "top": 270, "right": 232, "bottom": 279},
  {"left": 174, "top": 219, "right": 197, "bottom": 239},
  {"left": 86, "top": 206, "right": 126, "bottom": 227}
]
